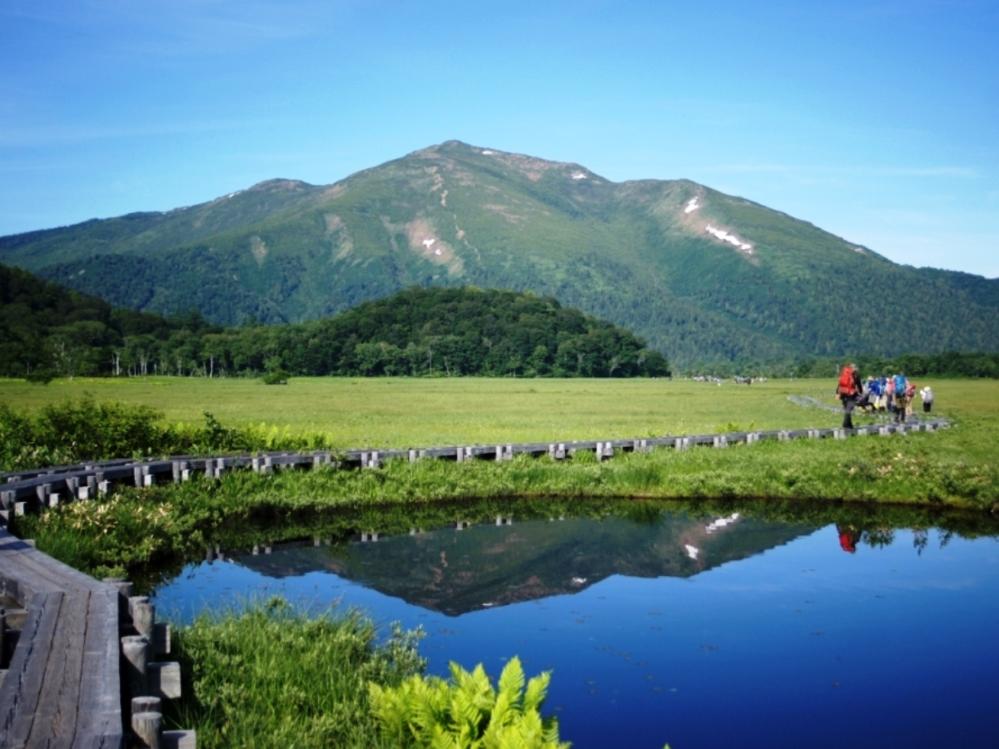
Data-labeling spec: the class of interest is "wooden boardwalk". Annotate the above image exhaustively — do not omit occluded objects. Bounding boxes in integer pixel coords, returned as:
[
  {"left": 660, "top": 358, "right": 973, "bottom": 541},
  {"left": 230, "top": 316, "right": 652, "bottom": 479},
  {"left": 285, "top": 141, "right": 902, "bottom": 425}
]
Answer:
[
  {"left": 0, "top": 529, "right": 122, "bottom": 748},
  {"left": 0, "top": 418, "right": 949, "bottom": 518}
]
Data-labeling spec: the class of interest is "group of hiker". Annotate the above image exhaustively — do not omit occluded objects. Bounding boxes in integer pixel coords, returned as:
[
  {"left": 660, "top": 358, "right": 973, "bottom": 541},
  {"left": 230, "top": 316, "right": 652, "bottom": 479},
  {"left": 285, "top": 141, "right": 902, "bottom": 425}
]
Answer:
[{"left": 836, "top": 363, "right": 935, "bottom": 429}]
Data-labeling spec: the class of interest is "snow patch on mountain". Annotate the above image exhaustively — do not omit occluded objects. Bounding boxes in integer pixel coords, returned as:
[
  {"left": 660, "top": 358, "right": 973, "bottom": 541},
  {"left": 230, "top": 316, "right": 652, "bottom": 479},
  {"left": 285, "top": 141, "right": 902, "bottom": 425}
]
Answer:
[
  {"left": 571, "top": 171, "right": 587, "bottom": 180},
  {"left": 684, "top": 197, "right": 701, "bottom": 214},
  {"left": 706, "top": 225, "right": 753, "bottom": 254},
  {"left": 685, "top": 544, "right": 700, "bottom": 560},
  {"left": 481, "top": 149, "right": 495, "bottom": 155}
]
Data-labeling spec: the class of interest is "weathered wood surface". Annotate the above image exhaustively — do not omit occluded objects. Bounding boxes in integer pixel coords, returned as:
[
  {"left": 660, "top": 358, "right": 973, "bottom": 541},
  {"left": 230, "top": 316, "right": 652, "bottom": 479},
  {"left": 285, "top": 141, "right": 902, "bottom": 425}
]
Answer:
[{"left": 0, "top": 529, "right": 124, "bottom": 748}]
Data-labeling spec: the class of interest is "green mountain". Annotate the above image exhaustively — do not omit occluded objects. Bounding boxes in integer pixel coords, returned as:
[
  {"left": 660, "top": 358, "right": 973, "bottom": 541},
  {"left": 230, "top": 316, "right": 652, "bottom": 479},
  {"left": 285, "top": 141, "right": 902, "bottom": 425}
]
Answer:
[{"left": 3, "top": 140, "right": 997, "bottom": 367}]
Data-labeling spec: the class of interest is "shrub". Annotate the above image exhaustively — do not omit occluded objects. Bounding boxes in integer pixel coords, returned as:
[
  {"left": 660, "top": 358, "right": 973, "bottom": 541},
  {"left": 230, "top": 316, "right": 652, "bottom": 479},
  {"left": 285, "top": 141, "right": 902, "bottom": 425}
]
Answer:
[{"left": 261, "top": 369, "right": 290, "bottom": 385}]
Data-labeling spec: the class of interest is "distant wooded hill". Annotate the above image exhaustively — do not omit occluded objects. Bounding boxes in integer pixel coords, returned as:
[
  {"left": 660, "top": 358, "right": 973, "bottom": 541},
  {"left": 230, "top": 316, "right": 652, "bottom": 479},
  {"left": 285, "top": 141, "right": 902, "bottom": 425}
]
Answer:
[
  {"left": 3, "top": 141, "right": 996, "bottom": 368},
  {"left": 0, "top": 265, "right": 669, "bottom": 378}
]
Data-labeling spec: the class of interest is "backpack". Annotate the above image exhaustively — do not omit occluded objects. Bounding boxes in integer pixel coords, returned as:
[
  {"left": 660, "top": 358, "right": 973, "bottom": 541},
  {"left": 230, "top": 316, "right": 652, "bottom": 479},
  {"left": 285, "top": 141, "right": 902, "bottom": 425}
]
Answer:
[
  {"left": 894, "top": 374, "right": 907, "bottom": 395},
  {"left": 837, "top": 366, "right": 855, "bottom": 396}
]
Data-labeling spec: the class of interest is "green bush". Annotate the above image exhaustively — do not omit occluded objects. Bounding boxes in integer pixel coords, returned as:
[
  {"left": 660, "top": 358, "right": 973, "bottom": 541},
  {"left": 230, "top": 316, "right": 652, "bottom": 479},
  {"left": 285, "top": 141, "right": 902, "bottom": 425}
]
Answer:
[
  {"left": 0, "top": 398, "right": 165, "bottom": 469},
  {"left": 368, "top": 656, "right": 569, "bottom": 748},
  {"left": 261, "top": 369, "right": 290, "bottom": 385},
  {"left": 0, "top": 400, "right": 268, "bottom": 471}
]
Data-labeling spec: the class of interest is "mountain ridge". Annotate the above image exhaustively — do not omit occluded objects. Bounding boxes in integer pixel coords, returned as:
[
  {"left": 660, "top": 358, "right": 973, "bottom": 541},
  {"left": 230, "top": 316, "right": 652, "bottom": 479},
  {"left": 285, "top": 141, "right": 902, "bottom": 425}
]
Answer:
[{"left": 2, "top": 140, "right": 996, "bottom": 367}]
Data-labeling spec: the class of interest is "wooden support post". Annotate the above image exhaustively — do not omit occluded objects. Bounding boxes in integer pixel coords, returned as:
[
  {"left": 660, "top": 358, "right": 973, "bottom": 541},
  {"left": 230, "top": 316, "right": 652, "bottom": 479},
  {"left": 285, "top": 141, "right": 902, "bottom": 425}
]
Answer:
[
  {"left": 834, "top": 429, "right": 847, "bottom": 440},
  {"left": 713, "top": 435, "right": 727, "bottom": 448},
  {"left": 153, "top": 622, "right": 171, "bottom": 655},
  {"left": 148, "top": 661, "right": 182, "bottom": 699},
  {"left": 36, "top": 482, "right": 51, "bottom": 504},
  {"left": 130, "top": 595, "right": 156, "bottom": 638},
  {"left": 48, "top": 492, "right": 60, "bottom": 508},
  {"left": 1, "top": 489, "right": 15, "bottom": 510},
  {"left": 132, "top": 711, "right": 162, "bottom": 749},
  {"left": 548, "top": 443, "right": 566, "bottom": 460},
  {"left": 134, "top": 466, "right": 144, "bottom": 488},
  {"left": 122, "top": 635, "right": 150, "bottom": 696},
  {"left": 204, "top": 459, "right": 215, "bottom": 479},
  {"left": 132, "top": 695, "right": 162, "bottom": 715},
  {"left": 162, "top": 730, "right": 197, "bottom": 749}
]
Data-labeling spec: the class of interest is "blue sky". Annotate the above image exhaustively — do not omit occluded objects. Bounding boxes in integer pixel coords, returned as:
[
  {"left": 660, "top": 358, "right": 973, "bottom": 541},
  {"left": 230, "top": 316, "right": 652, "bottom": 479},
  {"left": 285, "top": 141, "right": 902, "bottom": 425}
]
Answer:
[{"left": 2, "top": 0, "right": 997, "bottom": 277}]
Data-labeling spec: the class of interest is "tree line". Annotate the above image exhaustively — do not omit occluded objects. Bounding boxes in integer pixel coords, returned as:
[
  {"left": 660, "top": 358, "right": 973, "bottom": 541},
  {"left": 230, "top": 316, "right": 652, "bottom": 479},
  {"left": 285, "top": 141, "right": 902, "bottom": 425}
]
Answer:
[{"left": 0, "top": 266, "right": 670, "bottom": 379}]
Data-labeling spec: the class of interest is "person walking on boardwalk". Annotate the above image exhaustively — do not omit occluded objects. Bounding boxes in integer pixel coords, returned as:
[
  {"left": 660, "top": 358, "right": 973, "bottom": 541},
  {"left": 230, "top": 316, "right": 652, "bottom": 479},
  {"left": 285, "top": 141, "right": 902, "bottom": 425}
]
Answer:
[
  {"left": 836, "top": 362, "right": 862, "bottom": 430},
  {"left": 920, "top": 385, "right": 935, "bottom": 413},
  {"left": 892, "top": 372, "right": 909, "bottom": 423}
]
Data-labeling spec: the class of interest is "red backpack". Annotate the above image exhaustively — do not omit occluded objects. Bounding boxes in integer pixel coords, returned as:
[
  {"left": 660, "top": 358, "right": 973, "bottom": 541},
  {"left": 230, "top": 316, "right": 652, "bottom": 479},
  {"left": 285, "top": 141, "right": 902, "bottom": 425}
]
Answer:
[{"left": 837, "top": 366, "right": 856, "bottom": 396}]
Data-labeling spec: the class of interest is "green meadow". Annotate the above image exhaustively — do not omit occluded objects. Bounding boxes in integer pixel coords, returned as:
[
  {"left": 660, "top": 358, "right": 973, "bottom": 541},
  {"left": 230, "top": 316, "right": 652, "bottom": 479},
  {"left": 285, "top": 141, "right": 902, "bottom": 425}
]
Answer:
[{"left": 1, "top": 375, "right": 982, "bottom": 448}]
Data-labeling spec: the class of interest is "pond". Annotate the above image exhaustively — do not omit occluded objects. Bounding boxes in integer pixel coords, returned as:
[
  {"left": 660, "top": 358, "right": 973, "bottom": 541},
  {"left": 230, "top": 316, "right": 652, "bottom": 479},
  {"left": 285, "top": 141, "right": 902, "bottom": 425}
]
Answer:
[{"left": 152, "top": 500, "right": 999, "bottom": 748}]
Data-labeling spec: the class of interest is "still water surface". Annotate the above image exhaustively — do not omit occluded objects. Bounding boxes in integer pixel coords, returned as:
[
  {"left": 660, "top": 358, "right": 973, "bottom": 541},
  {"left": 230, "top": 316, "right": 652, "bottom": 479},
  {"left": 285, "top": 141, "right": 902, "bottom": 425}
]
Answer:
[{"left": 153, "top": 505, "right": 999, "bottom": 748}]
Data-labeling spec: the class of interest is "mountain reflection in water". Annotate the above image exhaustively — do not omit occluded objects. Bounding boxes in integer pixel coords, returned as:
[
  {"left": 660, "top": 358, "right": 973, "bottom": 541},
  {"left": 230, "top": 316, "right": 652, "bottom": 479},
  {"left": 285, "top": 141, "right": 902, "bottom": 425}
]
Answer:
[
  {"left": 153, "top": 501, "right": 999, "bottom": 749},
  {"left": 234, "top": 513, "right": 816, "bottom": 615}
]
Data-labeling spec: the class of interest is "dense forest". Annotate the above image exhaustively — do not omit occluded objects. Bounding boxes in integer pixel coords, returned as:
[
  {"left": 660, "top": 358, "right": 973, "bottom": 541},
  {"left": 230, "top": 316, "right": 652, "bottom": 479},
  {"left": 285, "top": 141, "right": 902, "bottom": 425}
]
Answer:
[
  {"left": 4, "top": 263, "right": 998, "bottom": 380},
  {"left": 0, "top": 266, "right": 670, "bottom": 378}
]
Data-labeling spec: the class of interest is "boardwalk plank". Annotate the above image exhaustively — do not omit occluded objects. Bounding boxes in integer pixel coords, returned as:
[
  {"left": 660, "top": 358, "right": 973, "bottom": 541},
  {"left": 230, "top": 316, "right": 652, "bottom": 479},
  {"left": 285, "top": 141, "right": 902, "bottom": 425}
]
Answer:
[{"left": 0, "top": 591, "right": 63, "bottom": 748}]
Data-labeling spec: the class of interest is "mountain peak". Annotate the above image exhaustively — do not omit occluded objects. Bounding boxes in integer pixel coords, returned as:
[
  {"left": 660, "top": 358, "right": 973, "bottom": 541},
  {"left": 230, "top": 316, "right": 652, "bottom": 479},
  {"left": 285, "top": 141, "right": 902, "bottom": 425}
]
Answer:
[{"left": 246, "top": 178, "right": 314, "bottom": 192}]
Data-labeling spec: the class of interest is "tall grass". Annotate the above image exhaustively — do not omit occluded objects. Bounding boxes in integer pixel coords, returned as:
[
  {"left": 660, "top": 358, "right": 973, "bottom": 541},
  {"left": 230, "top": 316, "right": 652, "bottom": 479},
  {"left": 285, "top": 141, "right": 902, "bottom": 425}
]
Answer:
[{"left": 168, "top": 598, "right": 425, "bottom": 749}]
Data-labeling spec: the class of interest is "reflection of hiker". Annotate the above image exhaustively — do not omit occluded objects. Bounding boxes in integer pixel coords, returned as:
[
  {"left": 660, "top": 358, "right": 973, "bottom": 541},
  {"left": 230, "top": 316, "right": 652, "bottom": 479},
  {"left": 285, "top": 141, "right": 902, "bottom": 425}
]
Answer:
[
  {"left": 920, "top": 385, "right": 934, "bottom": 413},
  {"left": 837, "top": 524, "right": 861, "bottom": 554},
  {"left": 836, "top": 363, "right": 862, "bottom": 429}
]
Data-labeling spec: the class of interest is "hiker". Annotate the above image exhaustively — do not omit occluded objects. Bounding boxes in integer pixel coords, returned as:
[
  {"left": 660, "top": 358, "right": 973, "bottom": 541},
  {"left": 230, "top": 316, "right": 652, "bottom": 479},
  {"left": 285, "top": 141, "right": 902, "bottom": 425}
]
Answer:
[
  {"left": 884, "top": 375, "right": 895, "bottom": 414},
  {"left": 892, "top": 372, "right": 909, "bottom": 423},
  {"left": 920, "top": 385, "right": 935, "bottom": 413},
  {"left": 868, "top": 376, "right": 883, "bottom": 412},
  {"left": 858, "top": 377, "right": 876, "bottom": 413},
  {"left": 904, "top": 380, "right": 916, "bottom": 418},
  {"left": 836, "top": 362, "right": 863, "bottom": 430}
]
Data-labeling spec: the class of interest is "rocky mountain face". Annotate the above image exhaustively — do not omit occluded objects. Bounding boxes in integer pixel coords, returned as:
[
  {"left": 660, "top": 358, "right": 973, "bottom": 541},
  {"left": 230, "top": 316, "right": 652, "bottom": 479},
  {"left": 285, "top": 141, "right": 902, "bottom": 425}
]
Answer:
[{"left": 3, "top": 140, "right": 996, "bottom": 367}]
